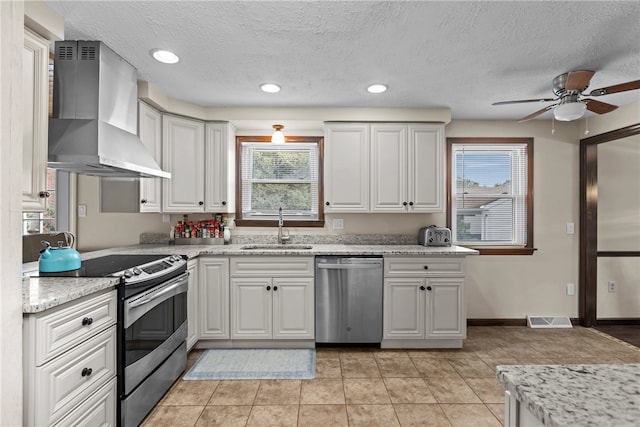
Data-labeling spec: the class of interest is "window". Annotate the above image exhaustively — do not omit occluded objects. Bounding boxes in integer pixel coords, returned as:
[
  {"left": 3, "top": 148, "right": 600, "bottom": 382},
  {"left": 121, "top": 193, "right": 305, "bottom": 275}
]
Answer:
[
  {"left": 23, "top": 167, "right": 57, "bottom": 234},
  {"left": 446, "top": 137, "right": 534, "bottom": 255},
  {"left": 235, "top": 136, "right": 324, "bottom": 227}
]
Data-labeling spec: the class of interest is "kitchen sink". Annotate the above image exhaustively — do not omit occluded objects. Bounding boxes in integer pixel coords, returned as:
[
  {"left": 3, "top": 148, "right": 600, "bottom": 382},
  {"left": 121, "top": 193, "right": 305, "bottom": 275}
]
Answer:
[{"left": 240, "top": 244, "right": 313, "bottom": 250}]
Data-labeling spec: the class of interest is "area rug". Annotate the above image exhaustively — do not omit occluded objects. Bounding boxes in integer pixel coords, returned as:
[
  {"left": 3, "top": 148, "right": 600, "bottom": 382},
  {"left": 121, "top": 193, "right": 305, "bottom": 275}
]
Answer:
[{"left": 183, "top": 349, "right": 316, "bottom": 380}]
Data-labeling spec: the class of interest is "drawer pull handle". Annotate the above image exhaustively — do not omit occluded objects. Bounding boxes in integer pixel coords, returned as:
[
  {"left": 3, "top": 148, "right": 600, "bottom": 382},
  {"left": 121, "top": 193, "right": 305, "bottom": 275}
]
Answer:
[
  {"left": 423, "top": 266, "right": 429, "bottom": 270},
  {"left": 420, "top": 285, "right": 426, "bottom": 291},
  {"left": 426, "top": 286, "right": 432, "bottom": 291},
  {"left": 81, "top": 367, "right": 93, "bottom": 377},
  {"left": 82, "top": 317, "right": 94, "bottom": 326}
]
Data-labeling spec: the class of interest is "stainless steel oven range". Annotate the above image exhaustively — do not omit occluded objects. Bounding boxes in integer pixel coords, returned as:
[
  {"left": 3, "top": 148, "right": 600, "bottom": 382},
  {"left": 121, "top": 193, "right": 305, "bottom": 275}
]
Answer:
[{"left": 44, "top": 254, "right": 189, "bottom": 426}]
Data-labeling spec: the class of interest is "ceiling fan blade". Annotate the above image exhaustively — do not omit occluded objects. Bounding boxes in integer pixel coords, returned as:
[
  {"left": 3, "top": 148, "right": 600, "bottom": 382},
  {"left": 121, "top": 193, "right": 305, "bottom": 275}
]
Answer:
[
  {"left": 565, "top": 70, "right": 595, "bottom": 91},
  {"left": 587, "top": 79, "right": 640, "bottom": 96},
  {"left": 517, "top": 104, "right": 556, "bottom": 123},
  {"left": 584, "top": 99, "right": 619, "bottom": 114},
  {"left": 492, "top": 98, "right": 556, "bottom": 105}
]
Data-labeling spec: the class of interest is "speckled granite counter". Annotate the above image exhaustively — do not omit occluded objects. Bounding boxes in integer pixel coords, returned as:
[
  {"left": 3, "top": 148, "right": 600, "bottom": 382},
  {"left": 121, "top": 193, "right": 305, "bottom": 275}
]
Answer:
[
  {"left": 22, "top": 243, "right": 477, "bottom": 313},
  {"left": 496, "top": 363, "right": 640, "bottom": 427},
  {"left": 23, "top": 276, "right": 119, "bottom": 313}
]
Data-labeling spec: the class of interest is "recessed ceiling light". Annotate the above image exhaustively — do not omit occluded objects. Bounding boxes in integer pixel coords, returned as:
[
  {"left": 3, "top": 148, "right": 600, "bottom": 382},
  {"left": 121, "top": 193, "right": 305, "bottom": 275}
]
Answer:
[
  {"left": 260, "top": 83, "right": 281, "bottom": 93},
  {"left": 151, "top": 49, "right": 179, "bottom": 64},
  {"left": 367, "top": 84, "right": 388, "bottom": 94}
]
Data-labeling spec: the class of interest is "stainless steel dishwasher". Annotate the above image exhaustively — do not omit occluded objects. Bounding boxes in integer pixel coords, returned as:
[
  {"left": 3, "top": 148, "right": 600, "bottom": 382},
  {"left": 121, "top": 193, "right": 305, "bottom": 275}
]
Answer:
[{"left": 315, "top": 256, "right": 383, "bottom": 343}]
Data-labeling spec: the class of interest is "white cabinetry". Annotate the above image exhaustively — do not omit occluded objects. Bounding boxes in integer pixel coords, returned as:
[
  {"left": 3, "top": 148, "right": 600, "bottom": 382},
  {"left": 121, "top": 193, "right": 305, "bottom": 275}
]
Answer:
[
  {"left": 230, "top": 257, "right": 314, "bottom": 341},
  {"left": 138, "top": 101, "right": 163, "bottom": 212},
  {"left": 186, "top": 259, "right": 199, "bottom": 349},
  {"left": 205, "top": 123, "right": 234, "bottom": 212},
  {"left": 371, "top": 123, "right": 444, "bottom": 212},
  {"left": 162, "top": 114, "right": 205, "bottom": 212},
  {"left": 23, "top": 290, "right": 117, "bottom": 426},
  {"left": 324, "top": 122, "right": 444, "bottom": 213},
  {"left": 324, "top": 123, "right": 370, "bottom": 212},
  {"left": 382, "top": 257, "right": 465, "bottom": 348},
  {"left": 22, "top": 28, "right": 50, "bottom": 211},
  {"left": 198, "top": 257, "right": 229, "bottom": 340}
]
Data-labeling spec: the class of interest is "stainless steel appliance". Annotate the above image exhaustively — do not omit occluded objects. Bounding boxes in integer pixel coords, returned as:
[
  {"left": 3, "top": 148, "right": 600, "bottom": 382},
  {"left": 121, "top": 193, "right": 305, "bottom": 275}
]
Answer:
[
  {"left": 41, "top": 254, "right": 188, "bottom": 426},
  {"left": 418, "top": 226, "right": 452, "bottom": 247},
  {"left": 48, "top": 40, "right": 170, "bottom": 178},
  {"left": 315, "top": 256, "right": 383, "bottom": 344}
]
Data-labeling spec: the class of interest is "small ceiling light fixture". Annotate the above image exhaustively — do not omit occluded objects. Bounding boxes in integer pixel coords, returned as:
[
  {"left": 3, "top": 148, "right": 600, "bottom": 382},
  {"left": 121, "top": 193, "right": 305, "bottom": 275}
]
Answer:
[
  {"left": 553, "top": 102, "right": 586, "bottom": 121},
  {"left": 260, "top": 83, "right": 281, "bottom": 93},
  {"left": 151, "top": 49, "right": 179, "bottom": 64},
  {"left": 271, "top": 124, "right": 285, "bottom": 144},
  {"left": 367, "top": 84, "right": 388, "bottom": 94}
]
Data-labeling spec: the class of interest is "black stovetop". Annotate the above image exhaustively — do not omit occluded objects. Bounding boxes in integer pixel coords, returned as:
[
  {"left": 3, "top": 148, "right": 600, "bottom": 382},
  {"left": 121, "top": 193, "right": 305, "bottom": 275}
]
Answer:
[{"left": 40, "top": 254, "right": 169, "bottom": 277}]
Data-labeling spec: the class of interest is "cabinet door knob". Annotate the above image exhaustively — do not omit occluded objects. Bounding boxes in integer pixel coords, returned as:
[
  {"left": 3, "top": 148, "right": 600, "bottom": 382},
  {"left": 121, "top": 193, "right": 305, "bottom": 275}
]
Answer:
[
  {"left": 402, "top": 201, "right": 408, "bottom": 206},
  {"left": 198, "top": 201, "right": 204, "bottom": 206},
  {"left": 266, "top": 286, "right": 271, "bottom": 291},
  {"left": 140, "top": 199, "right": 147, "bottom": 204},
  {"left": 426, "top": 286, "right": 432, "bottom": 291},
  {"left": 409, "top": 201, "right": 414, "bottom": 206},
  {"left": 325, "top": 202, "right": 330, "bottom": 206},
  {"left": 81, "top": 367, "right": 93, "bottom": 377},
  {"left": 420, "top": 285, "right": 426, "bottom": 291},
  {"left": 273, "top": 286, "right": 278, "bottom": 291},
  {"left": 222, "top": 201, "right": 226, "bottom": 206},
  {"left": 39, "top": 191, "right": 50, "bottom": 198},
  {"left": 82, "top": 317, "right": 93, "bottom": 326},
  {"left": 423, "top": 266, "right": 429, "bottom": 270}
]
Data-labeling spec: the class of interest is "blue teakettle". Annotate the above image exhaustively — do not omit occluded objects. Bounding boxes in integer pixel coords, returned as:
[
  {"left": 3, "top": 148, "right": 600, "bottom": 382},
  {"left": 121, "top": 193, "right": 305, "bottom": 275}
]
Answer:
[{"left": 38, "top": 232, "right": 81, "bottom": 273}]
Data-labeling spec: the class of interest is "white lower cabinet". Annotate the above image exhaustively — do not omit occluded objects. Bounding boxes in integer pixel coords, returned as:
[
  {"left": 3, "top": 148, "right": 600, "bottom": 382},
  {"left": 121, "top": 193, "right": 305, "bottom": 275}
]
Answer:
[
  {"left": 382, "top": 257, "right": 466, "bottom": 348},
  {"left": 230, "top": 257, "right": 314, "bottom": 341},
  {"left": 23, "top": 290, "right": 117, "bottom": 427},
  {"left": 186, "top": 259, "right": 199, "bottom": 349},
  {"left": 198, "top": 257, "right": 230, "bottom": 340}
]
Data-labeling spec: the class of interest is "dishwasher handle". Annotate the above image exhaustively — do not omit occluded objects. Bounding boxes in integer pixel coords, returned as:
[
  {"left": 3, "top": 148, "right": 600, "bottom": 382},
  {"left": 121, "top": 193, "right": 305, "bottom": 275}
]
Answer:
[{"left": 317, "top": 263, "right": 382, "bottom": 270}]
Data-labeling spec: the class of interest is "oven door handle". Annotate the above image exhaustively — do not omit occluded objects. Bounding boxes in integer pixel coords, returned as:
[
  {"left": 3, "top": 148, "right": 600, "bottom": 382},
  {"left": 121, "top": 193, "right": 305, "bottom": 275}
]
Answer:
[{"left": 128, "top": 274, "right": 188, "bottom": 308}]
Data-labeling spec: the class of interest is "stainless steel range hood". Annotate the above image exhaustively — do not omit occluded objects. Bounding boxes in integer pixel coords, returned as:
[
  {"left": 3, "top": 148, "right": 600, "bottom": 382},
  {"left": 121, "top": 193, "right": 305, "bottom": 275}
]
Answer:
[{"left": 48, "top": 41, "right": 170, "bottom": 178}]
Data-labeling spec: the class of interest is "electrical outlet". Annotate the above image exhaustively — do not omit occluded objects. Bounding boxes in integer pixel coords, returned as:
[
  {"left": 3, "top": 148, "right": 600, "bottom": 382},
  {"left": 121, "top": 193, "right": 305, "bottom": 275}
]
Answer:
[
  {"left": 78, "top": 204, "right": 87, "bottom": 217},
  {"left": 566, "top": 222, "right": 575, "bottom": 235},
  {"left": 608, "top": 281, "right": 616, "bottom": 293},
  {"left": 332, "top": 218, "right": 344, "bottom": 230},
  {"left": 162, "top": 213, "right": 170, "bottom": 223},
  {"left": 566, "top": 283, "right": 575, "bottom": 296}
]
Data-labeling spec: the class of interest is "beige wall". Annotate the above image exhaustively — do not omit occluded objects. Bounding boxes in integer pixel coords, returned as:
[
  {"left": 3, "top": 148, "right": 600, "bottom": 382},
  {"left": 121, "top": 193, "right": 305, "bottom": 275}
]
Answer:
[{"left": 2, "top": 2, "right": 25, "bottom": 425}]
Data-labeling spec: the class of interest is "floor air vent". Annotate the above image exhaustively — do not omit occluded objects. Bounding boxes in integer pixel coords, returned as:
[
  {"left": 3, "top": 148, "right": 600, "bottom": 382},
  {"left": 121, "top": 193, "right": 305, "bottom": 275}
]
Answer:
[{"left": 527, "top": 315, "right": 572, "bottom": 329}]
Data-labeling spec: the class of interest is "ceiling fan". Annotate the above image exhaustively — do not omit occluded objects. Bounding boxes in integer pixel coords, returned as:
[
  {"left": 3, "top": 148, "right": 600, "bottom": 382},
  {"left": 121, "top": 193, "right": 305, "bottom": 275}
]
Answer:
[{"left": 493, "top": 70, "right": 640, "bottom": 122}]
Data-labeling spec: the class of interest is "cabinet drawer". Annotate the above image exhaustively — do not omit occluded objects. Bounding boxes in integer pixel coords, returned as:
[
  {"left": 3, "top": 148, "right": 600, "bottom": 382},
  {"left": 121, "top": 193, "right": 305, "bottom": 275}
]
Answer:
[
  {"left": 26, "top": 290, "right": 116, "bottom": 366},
  {"left": 230, "top": 257, "right": 314, "bottom": 277},
  {"left": 384, "top": 257, "right": 465, "bottom": 277},
  {"left": 53, "top": 377, "right": 116, "bottom": 427},
  {"left": 33, "top": 326, "right": 116, "bottom": 427}
]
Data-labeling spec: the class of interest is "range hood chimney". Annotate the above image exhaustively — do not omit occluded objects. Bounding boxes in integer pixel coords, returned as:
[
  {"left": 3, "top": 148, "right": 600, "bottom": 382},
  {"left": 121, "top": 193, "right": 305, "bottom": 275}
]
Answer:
[{"left": 48, "top": 41, "right": 170, "bottom": 178}]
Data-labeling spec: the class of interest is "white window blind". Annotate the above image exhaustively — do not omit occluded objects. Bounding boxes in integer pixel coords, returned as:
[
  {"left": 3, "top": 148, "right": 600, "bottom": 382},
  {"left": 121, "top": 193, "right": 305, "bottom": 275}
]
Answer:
[
  {"left": 451, "top": 143, "right": 528, "bottom": 246},
  {"left": 241, "top": 142, "right": 319, "bottom": 220}
]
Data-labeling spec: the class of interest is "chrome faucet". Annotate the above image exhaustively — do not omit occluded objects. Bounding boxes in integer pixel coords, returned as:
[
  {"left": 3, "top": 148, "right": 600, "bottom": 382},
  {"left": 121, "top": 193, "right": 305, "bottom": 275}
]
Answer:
[{"left": 278, "top": 207, "right": 290, "bottom": 244}]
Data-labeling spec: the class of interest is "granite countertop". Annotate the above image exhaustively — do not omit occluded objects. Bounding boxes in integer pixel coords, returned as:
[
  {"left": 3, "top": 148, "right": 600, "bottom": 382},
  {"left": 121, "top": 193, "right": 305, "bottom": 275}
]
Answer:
[
  {"left": 22, "top": 243, "right": 478, "bottom": 314},
  {"left": 496, "top": 363, "right": 640, "bottom": 427}
]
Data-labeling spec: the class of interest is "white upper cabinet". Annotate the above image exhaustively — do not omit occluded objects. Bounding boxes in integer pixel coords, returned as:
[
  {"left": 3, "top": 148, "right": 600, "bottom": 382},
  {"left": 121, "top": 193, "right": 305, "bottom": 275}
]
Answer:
[
  {"left": 162, "top": 114, "right": 206, "bottom": 212},
  {"left": 371, "top": 123, "right": 444, "bottom": 213},
  {"left": 138, "top": 101, "right": 162, "bottom": 212},
  {"left": 22, "top": 28, "right": 50, "bottom": 211},
  {"left": 205, "top": 123, "right": 235, "bottom": 212},
  {"left": 325, "top": 122, "right": 444, "bottom": 213},
  {"left": 324, "top": 123, "right": 370, "bottom": 212}
]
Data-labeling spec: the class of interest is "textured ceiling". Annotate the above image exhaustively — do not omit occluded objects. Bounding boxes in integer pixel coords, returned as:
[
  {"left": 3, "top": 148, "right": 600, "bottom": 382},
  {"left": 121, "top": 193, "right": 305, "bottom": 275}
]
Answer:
[{"left": 45, "top": 1, "right": 640, "bottom": 121}]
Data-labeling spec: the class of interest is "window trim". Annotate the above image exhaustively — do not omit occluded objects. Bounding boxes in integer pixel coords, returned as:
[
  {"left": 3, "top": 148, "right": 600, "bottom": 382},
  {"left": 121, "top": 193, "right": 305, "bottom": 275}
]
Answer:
[
  {"left": 234, "top": 135, "right": 325, "bottom": 227},
  {"left": 446, "top": 137, "right": 535, "bottom": 255}
]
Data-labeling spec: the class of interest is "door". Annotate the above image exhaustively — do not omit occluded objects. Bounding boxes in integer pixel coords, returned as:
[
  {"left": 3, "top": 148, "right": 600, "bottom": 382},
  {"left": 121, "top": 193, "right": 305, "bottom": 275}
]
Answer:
[
  {"left": 407, "top": 124, "right": 444, "bottom": 212},
  {"left": 371, "top": 124, "right": 407, "bottom": 212},
  {"left": 198, "top": 258, "right": 229, "bottom": 340},
  {"left": 324, "top": 123, "right": 370, "bottom": 212},
  {"left": 138, "top": 102, "right": 162, "bottom": 212},
  {"left": 383, "top": 278, "right": 426, "bottom": 339},
  {"left": 426, "top": 278, "right": 465, "bottom": 339},
  {"left": 231, "top": 277, "right": 272, "bottom": 339},
  {"left": 162, "top": 115, "right": 205, "bottom": 212},
  {"left": 273, "top": 277, "right": 314, "bottom": 339}
]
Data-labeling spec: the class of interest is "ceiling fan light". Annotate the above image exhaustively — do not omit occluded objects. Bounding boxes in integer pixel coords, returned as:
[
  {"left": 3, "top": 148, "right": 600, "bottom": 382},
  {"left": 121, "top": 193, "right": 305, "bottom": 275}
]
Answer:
[{"left": 554, "top": 102, "right": 586, "bottom": 121}]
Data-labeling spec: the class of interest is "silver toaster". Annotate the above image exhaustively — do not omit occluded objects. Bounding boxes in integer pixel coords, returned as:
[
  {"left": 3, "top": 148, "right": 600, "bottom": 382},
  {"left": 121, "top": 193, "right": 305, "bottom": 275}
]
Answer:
[{"left": 418, "top": 226, "right": 452, "bottom": 247}]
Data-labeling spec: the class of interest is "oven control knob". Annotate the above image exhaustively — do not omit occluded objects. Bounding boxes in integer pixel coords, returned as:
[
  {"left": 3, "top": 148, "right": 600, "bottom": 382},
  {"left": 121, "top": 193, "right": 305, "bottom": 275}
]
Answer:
[
  {"left": 123, "top": 270, "right": 133, "bottom": 278},
  {"left": 174, "top": 255, "right": 182, "bottom": 262},
  {"left": 132, "top": 267, "right": 142, "bottom": 275},
  {"left": 166, "top": 257, "right": 174, "bottom": 264}
]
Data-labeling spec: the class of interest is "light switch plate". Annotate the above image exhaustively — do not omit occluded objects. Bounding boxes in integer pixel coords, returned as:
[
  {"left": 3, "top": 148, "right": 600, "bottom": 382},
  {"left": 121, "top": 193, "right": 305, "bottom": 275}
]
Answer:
[
  {"left": 332, "top": 218, "right": 344, "bottom": 230},
  {"left": 78, "top": 205, "right": 87, "bottom": 217},
  {"left": 566, "top": 283, "right": 575, "bottom": 295},
  {"left": 566, "top": 222, "right": 575, "bottom": 234}
]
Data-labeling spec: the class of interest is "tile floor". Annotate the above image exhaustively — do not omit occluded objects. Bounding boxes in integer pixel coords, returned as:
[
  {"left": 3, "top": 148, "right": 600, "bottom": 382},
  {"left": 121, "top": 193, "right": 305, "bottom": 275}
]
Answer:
[{"left": 142, "top": 326, "right": 640, "bottom": 426}]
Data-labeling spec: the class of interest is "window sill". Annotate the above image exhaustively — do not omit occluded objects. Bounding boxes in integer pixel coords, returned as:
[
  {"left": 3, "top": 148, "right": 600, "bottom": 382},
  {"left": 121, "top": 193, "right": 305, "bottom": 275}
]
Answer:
[
  {"left": 234, "top": 219, "right": 325, "bottom": 228},
  {"left": 458, "top": 246, "right": 537, "bottom": 255}
]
